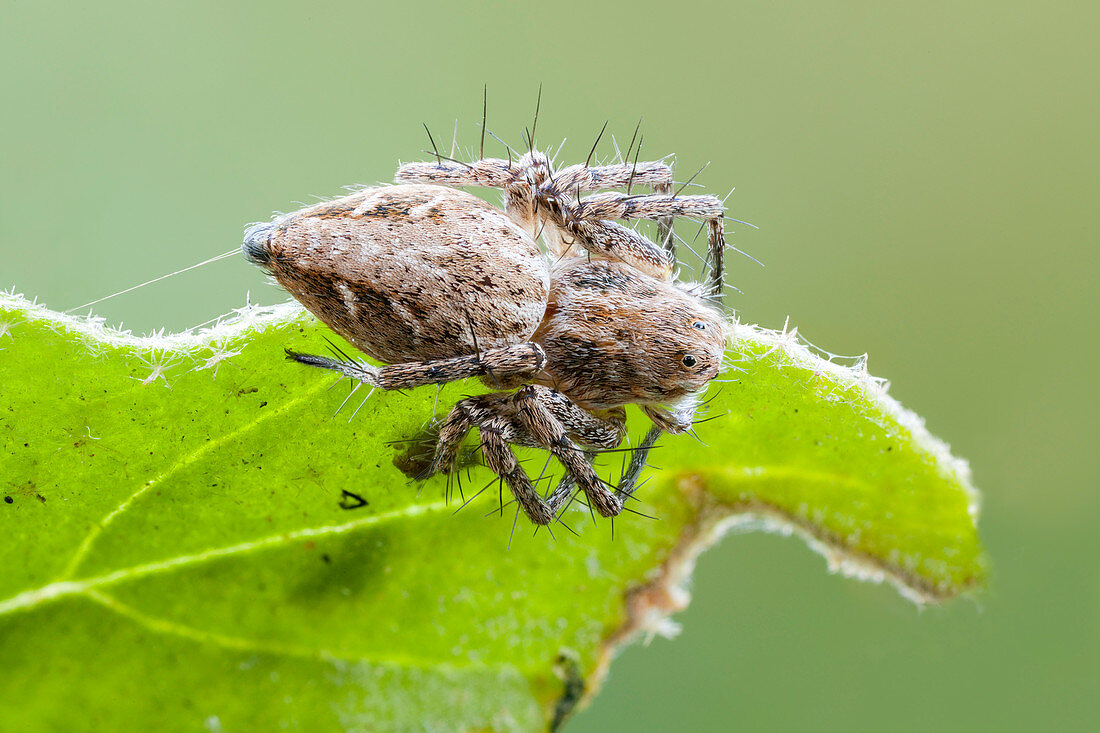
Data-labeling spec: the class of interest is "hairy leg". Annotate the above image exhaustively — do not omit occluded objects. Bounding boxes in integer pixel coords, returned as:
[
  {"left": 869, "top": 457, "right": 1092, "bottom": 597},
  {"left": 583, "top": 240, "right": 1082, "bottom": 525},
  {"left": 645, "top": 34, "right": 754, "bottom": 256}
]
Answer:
[
  {"left": 428, "top": 392, "right": 559, "bottom": 525},
  {"left": 517, "top": 385, "right": 627, "bottom": 449},
  {"left": 566, "top": 191, "right": 726, "bottom": 299},
  {"left": 509, "top": 386, "right": 622, "bottom": 518},
  {"left": 285, "top": 343, "right": 545, "bottom": 391},
  {"left": 394, "top": 158, "right": 517, "bottom": 189},
  {"left": 479, "top": 419, "right": 556, "bottom": 525},
  {"left": 613, "top": 424, "right": 664, "bottom": 505},
  {"left": 394, "top": 158, "right": 675, "bottom": 197},
  {"left": 395, "top": 151, "right": 680, "bottom": 260},
  {"left": 550, "top": 161, "right": 673, "bottom": 195},
  {"left": 427, "top": 386, "right": 629, "bottom": 523},
  {"left": 546, "top": 161, "right": 677, "bottom": 259},
  {"left": 534, "top": 190, "right": 727, "bottom": 290}
]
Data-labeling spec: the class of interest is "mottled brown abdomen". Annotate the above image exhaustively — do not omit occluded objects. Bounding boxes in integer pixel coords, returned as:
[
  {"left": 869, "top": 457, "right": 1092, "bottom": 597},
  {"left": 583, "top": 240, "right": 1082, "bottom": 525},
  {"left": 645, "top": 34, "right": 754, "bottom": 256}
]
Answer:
[{"left": 244, "top": 184, "right": 550, "bottom": 363}]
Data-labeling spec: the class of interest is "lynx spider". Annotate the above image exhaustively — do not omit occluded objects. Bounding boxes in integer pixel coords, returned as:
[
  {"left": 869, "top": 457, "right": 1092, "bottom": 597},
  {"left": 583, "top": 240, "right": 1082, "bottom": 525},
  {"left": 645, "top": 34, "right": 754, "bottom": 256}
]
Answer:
[{"left": 243, "top": 124, "right": 732, "bottom": 527}]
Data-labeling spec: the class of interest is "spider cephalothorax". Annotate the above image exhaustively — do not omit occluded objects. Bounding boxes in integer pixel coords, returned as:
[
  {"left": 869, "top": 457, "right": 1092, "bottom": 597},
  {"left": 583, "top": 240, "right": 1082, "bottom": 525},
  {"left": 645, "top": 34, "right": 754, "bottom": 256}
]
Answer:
[{"left": 243, "top": 139, "right": 732, "bottom": 525}]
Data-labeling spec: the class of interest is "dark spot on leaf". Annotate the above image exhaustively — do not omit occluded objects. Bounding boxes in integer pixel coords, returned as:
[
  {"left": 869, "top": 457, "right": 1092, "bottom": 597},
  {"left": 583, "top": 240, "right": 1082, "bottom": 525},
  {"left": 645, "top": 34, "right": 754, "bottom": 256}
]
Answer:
[
  {"left": 290, "top": 530, "right": 387, "bottom": 602},
  {"left": 3, "top": 496, "right": 12, "bottom": 504},
  {"left": 339, "top": 490, "right": 368, "bottom": 510}
]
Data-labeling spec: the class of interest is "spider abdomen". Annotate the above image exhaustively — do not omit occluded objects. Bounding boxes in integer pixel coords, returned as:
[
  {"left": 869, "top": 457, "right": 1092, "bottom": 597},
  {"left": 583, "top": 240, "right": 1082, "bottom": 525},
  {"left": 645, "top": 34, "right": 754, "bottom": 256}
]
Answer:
[{"left": 245, "top": 184, "right": 549, "bottom": 363}]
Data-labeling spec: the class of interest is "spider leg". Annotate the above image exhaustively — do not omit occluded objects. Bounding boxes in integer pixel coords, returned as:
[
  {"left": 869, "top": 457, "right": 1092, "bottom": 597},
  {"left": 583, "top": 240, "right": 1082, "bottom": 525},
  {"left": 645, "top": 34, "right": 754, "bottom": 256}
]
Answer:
[
  {"left": 285, "top": 342, "right": 545, "bottom": 391},
  {"left": 529, "top": 389, "right": 627, "bottom": 518},
  {"left": 426, "top": 392, "right": 560, "bottom": 525},
  {"left": 613, "top": 424, "right": 664, "bottom": 505},
  {"left": 394, "top": 158, "right": 517, "bottom": 189},
  {"left": 397, "top": 156, "right": 677, "bottom": 197},
  {"left": 479, "top": 420, "right": 556, "bottom": 525},
  {"left": 534, "top": 388, "right": 627, "bottom": 450},
  {"left": 547, "top": 159, "right": 677, "bottom": 259},
  {"left": 544, "top": 416, "right": 665, "bottom": 518},
  {"left": 509, "top": 386, "right": 625, "bottom": 519},
  {"left": 557, "top": 215, "right": 676, "bottom": 281},
  {"left": 550, "top": 161, "right": 673, "bottom": 194},
  {"left": 397, "top": 151, "right": 685, "bottom": 270},
  {"left": 534, "top": 187, "right": 728, "bottom": 292},
  {"left": 544, "top": 455, "right": 593, "bottom": 518},
  {"left": 566, "top": 192, "right": 728, "bottom": 299},
  {"left": 426, "top": 396, "right": 482, "bottom": 478},
  {"left": 654, "top": 180, "right": 676, "bottom": 262}
]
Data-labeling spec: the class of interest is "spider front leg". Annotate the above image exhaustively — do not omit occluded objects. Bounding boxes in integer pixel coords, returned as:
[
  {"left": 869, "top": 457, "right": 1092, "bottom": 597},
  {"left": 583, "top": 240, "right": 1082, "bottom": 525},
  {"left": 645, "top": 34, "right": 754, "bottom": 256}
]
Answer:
[{"left": 612, "top": 424, "right": 664, "bottom": 505}]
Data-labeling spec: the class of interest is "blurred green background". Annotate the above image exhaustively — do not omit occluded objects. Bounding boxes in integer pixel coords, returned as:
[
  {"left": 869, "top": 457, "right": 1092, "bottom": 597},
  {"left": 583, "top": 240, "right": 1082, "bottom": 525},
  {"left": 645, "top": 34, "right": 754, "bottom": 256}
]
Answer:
[{"left": 2, "top": 0, "right": 1096, "bottom": 730}]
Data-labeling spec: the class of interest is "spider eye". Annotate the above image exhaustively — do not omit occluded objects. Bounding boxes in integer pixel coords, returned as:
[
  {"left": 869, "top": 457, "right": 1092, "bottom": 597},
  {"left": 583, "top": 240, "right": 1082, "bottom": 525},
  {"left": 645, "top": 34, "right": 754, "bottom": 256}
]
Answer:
[
  {"left": 682, "top": 354, "right": 698, "bottom": 367},
  {"left": 692, "top": 321, "right": 707, "bottom": 330}
]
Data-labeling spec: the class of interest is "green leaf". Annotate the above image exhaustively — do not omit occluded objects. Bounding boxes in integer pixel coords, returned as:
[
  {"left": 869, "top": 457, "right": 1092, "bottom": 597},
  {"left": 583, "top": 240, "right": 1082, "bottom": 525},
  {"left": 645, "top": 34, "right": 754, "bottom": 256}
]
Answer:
[{"left": 0, "top": 290, "right": 984, "bottom": 731}]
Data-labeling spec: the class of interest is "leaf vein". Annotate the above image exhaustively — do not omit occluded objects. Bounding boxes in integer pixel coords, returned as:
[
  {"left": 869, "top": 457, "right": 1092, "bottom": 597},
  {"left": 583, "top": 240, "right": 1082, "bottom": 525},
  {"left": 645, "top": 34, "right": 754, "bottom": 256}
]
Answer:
[
  {"left": 0, "top": 500, "right": 450, "bottom": 617},
  {"left": 84, "top": 589, "right": 507, "bottom": 672},
  {"left": 58, "top": 378, "right": 335, "bottom": 579}
]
